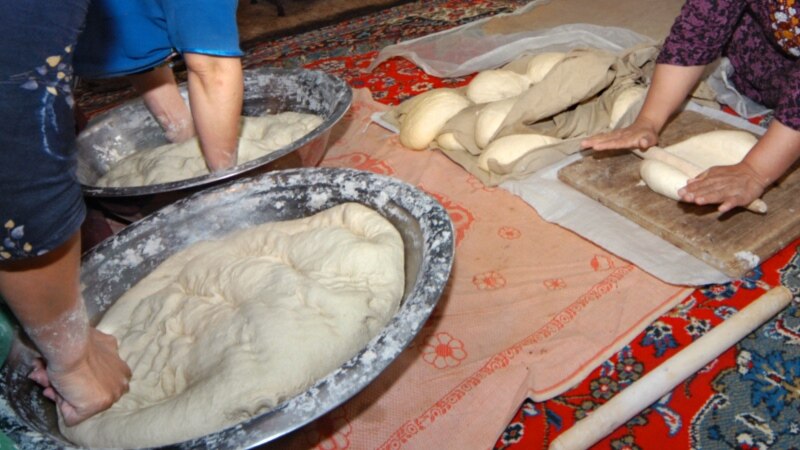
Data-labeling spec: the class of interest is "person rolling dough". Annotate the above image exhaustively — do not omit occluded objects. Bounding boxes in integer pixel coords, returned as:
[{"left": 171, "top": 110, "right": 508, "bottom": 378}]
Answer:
[{"left": 581, "top": 0, "right": 800, "bottom": 213}]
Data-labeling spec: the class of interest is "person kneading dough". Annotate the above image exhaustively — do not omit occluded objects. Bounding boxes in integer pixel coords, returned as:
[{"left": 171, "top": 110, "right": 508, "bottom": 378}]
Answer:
[
  {"left": 96, "top": 111, "right": 323, "bottom": 188},
  {"left": 60, "top": 203, "right": 405, "bottom": 448}
]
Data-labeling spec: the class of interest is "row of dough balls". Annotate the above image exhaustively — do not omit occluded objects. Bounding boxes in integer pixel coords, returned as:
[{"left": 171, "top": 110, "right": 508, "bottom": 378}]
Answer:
[{"left": 393, "top": 52, "right": 647, "bottom": 172}]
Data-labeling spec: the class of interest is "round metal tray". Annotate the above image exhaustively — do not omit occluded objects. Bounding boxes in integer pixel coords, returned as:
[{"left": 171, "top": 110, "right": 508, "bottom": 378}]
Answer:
[
  {"left": 76, "top": 67, "right": 352, "bottom": 220},
  {"left": 0, "top": 167, "right": 455, "bottom": 449}
]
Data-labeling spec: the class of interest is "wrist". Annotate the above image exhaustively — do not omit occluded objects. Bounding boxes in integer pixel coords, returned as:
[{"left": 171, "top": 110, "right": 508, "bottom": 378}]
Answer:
[
  {"left": 632, "top": 115, "right": 662, "bottom": 136},
  {"left": 740, "top": 160, "right": 772, "bottom": 190},
  {"left": 25, "top": 300, "right": 90, "bottom": 372}
]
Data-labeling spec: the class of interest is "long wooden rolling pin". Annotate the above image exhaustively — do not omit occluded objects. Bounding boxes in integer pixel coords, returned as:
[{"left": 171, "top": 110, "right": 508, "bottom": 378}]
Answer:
[
  {"left": 549, "top": 285, "right": 793, "bottom": 450},
  {"left": 633, "top": 147, "right": 768, "bottom": 214}
]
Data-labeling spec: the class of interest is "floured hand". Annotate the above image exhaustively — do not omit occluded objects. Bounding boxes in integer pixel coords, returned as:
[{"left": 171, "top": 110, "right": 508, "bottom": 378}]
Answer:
[{"left": 28, "top": 328, "right": 131, "bottom": 426}]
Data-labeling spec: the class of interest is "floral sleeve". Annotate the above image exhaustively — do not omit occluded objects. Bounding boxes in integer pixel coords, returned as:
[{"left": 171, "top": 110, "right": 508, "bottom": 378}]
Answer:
[{"left": 658, "top": 0, "right": 749, "bottom": 66}]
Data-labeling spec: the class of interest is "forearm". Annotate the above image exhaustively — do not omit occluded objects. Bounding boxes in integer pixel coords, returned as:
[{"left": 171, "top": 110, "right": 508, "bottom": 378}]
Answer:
[
  {"left": 742, "top": 120, "right": 800, "bottom": 186},
  {"left": 185, "top": 53, "right": 243, "bottom": 171},
  {"left": 581, "top": 63, "right": 709, "bottom": 151},
  {"left": 635, "top": 63, "right": 707, "bottom": 132},
  {"left": 0, "top": 232, "right": 89, "bottom": 371},
  {"left": 129, "top": 65, "right": 195, "bottom": 143}
]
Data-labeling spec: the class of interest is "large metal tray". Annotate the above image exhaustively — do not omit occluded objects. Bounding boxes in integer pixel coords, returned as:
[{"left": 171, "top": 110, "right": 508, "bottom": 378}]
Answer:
[
  {"left": 0, "top": 167, "right": 455, "bottom": 449},
  {"left": 76, "top": 67, "right": 352, "bottom": 220}
]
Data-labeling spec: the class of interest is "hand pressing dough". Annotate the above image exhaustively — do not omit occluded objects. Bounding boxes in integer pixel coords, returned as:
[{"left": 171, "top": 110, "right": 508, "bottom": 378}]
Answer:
[
  {"left": 398, "top": 89, "right": 471, "bottom": 150},
  {"left": 639, "top": 130, "right": 758, "bottom": 201},
  {"left": 96, "top": 112, "right": 323, "bottom": 187},
  {"left": 477, "top": 133, "right": 562, "bottom": 171},
  {"left": 60, "top": 203, "right": 405, "bottom": 449},
  {"left": 466, "top": 69, "right": 532, "bottom": 104}
]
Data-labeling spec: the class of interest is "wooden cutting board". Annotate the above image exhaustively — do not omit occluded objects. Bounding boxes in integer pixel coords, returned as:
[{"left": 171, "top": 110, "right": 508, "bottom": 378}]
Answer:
[{"left": 558, "top": 111, "right": 800, "bottom": 278}]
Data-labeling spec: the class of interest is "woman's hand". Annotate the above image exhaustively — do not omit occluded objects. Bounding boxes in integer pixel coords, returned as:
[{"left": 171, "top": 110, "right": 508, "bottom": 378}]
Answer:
[
  {"left": 678, "top": 162, "right": 769, "bottom": 213},
  {"left": 28, "top": 328, "right": 131, "bottom": 426},
  {"left": 580, "top": 120, "right": 660, "bottom": 152},
  {"left": 681, "top": 119, "right": 800, "bottom": 213}
]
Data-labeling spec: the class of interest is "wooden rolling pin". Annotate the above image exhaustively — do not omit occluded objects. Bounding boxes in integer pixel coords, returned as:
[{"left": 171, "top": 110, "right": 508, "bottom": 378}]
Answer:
[
  {"left": 633, "top": 147, "right": 768, "bottom": 214},
  {"left": 549, "top": 285, "right": 793, "bottom": 450}
]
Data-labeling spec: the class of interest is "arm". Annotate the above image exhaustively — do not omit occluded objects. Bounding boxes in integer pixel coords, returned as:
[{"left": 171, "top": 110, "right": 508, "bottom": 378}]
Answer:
[
  {"left": 185, "top": 53, "right": 243, "bottom": 172},
  {"left": 0, "top": 232, "right": 131, "bottom": 426},
  {"left": 128, "top": 65, "right": 195, "bottom": 143},
  {"left": 679, "top": 120, "right": 800, "bottom": 212},
  {"left": 582, "top": 0, "right": 745, "bottom": 151},
  {"left": 581, "top": 64, "right": 707, "bottom": 151}
]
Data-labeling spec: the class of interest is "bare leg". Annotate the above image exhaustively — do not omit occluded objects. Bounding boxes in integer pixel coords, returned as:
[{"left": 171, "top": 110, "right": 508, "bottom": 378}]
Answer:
[
  {"left": 0, "top": 232, "right": 131, "bottom": 425},
  {"left": 128, "top": 65, "right": 195, "bottom": 143}
]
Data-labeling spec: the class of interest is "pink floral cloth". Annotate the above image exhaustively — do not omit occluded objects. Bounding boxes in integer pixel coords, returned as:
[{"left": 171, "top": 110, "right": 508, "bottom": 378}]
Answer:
[{"left": 280, "top": 89, "right": 692, "bottom": 450}]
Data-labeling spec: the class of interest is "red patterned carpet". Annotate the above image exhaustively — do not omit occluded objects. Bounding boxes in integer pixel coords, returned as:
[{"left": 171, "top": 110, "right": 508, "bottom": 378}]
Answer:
[{"left": 75, "top": 1, "right": 800, "bottom": 449}]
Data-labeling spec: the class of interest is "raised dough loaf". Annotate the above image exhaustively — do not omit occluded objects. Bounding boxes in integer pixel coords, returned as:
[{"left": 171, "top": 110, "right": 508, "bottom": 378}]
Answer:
[{"left": 60, "top": 203, "right": 405, "bottom": 448}]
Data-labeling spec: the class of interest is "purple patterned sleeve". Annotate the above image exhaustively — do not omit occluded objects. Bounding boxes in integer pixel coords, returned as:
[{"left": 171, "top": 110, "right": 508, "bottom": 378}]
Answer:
[
  {"left": 775, "top": 78, "right": 800, "bottom": 130},
  {"left": 658, "top": 0, "right": 748, "bottom": 66}
]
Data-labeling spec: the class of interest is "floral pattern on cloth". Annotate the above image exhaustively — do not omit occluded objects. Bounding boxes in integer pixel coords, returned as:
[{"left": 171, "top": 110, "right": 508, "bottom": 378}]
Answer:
[
  {"left": 13, "top": 46, "right": 76, "bottom": 106},
  {"left": 0, "top": 220, "right": 35, "bottom": 260},
  {"left": 0, "top": 0, "right": 89, "bottom": 262},
  {"left": 770, "top": 0, "right": 800, "bottom": 56},
  {"left": 0, "top": 45, "right": 85, "bottom": 258},
  {"left": 494, "top": 240, "right": 800, "bottom": 450},
  {"left": 421, "top": 333, "right": 468, "bottom": 369}
]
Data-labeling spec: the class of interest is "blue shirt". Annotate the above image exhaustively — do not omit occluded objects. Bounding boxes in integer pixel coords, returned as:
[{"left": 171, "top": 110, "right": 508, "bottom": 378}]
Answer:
[{"left": 74, "top": 0, "right": 243, "bottom": 78}]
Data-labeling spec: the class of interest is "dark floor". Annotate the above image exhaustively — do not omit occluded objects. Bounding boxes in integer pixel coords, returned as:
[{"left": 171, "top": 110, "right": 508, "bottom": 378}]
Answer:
[{"left": 236, "top": 0, "right": 415, "bottom": 44}]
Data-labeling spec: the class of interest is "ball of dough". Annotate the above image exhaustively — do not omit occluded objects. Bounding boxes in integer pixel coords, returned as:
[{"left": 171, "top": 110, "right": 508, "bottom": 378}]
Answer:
[
  {"left": 523, "top": 52, "right": 567, "bottom": 84},
  {"left": 466, "top": 69, "right": 532, "bottom": 104},
  {"left": 609, "top": 85, "right": 646, "bottom": 129},
  {"left": 435, "top": 132, "right": 467, "bottom": 152},
  {"left": 474, "top": 97, "right": 517, "bottom": 149},
  {"left": 477, "top": 133, "right": 561, "bottom": 171},
  {"left": 398, "top": 89, "right": 472, "bottom": 150}
]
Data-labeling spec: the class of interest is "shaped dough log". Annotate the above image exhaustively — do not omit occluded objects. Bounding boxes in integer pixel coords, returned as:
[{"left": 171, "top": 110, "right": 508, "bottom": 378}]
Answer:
[
  {"left": 478, "top": 133, "right": 561, "bottom": 171},
  {"left": 475, "top": 97, "right": 517, "bottom": 149},
  {"left": 466, "top": 69, "right": 532, "bottom": 104},
  {"left": 639, "top": 159, "right": 690, "bottom": 201},
  {"left": 398, "top": 89, "right": 472, "bottom": 150},
  {"left": 636, "top": 141, "right": 768, "bottom": 214},
  {"left": 392, "top": 88, "right": 460, "bottom": 123},
  {"left": 663, "top": 129, "right": 757, "bottom": 169},
  {"left": 636, "top": 130, "right": 766, "bottom": 213}
]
